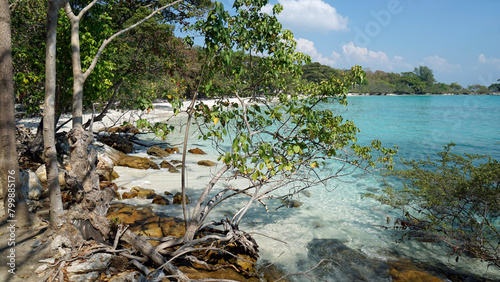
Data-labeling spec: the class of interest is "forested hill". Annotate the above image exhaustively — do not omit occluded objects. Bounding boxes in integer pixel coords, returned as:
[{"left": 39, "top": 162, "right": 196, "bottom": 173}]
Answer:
[{"left": 302, "top": 62, "right": 500, "bottom": 95}]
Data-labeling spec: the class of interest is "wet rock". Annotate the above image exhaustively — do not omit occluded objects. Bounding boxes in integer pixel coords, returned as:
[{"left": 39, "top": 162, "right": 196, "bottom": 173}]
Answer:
[
  {"left": 173, "top": 192, "right": 190, "bottom": 204},
  {"left": 136, "top": 188, "right": 156, "bottom": 199},
  {"left": 388, "top": 262, "right": 445, "bottom": 282},
  {"left": 97, "top": 134, "right": 134, "bottom": 153},
  {"left": 147, "top": 146, "right": 170, "bottom": 158},
  {"left": 165, "top": 147, "right": 180, "bottom": 154},
  {"left": 121, "top": 191, "right": 137, "bottom": 199},
  {"left": 188, "top": 147, "right": 206, "bottom": 155},
  {"left": 116, "top": 155, "right": 159, "bottom": 170},
  {"left": 281, "top": 198, "right": 302, "bottom": 208},
  {"left": 152, "top": 194, "right": 169, "bottom": 205},
  {"left": 306, "top": 238, "right": 391, "bottom": 281},
  {"left": 198, "top": 160, "right": 217, "bottom": 167},
  {"left": 160, "top": 160, "right": 180, "bottom": 173}
]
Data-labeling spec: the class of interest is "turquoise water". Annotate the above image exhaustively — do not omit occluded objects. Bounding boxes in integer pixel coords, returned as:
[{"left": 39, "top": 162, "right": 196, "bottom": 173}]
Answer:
[
  {"left": 114, "top": 95, "right": 500, "bottom": 280},
  {"left": 345, "top": 95, "right": 500, "bottom": 161}
]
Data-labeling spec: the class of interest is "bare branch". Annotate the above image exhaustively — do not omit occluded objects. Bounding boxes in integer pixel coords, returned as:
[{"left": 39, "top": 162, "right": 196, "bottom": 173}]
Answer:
[{"left": 83, "top": 0, "right": 185, "bottom": 80}]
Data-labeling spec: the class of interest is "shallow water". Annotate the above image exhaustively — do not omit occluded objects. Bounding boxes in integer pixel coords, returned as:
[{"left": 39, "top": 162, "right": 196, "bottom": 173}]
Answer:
[{"left": 113, "top": 95, "right": 500, "bottom": 281}]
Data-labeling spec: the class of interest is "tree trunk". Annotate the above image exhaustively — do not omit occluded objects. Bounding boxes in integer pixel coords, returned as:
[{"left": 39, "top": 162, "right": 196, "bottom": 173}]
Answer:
[
  {"left": 44, "top": 0, "right": 65, "bottom": 229},
  {"left": 0, "top": 0, "right": 30, "bottom": 226}
]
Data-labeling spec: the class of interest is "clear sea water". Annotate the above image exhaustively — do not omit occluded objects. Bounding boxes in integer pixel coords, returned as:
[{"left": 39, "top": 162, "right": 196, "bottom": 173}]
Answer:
[{"left": 113, "top": 95, "right": 500, "bottom": 281}]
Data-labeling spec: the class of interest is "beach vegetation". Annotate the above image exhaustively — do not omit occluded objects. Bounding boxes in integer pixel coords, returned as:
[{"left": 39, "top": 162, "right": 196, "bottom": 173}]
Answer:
[{"left": 366, "top": 143, "right": 500, "bottom": 267}]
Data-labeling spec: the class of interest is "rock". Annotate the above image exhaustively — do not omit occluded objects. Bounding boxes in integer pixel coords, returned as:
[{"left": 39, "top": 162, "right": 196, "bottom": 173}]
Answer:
[
  {"left": 137, "top": 188, "right": 156, "bottom": 199},
  {"left": 306, "top": 238, "right": 391, "bottom": 281},
  {"left": 109, "top": 271, "right": 144, "bottom": 282},
  {"left": 97, "top": 134, "right": 134, "bottom": 153},
  {"left": 198, "top": 160, "right": 217, "bottom": 167},
  {"left": 96, "top": 153, "right": 116, "bottom": 181},
  {"left": 106, "top": 203, "right": 185, "bottom": 242},
  {"left": 165, "top": 147, "right": 180, "bottom": 154},
  {"left": 31, "top": 239, "right": 43, "bottom": 248},
  {"left": 152, "top": 194, "right": 169, "bottom": 205},
  {"left": 121, "top": 191, "right": 137, "bottom": 199},
  {"left": 68, "top": 272, "right": 99, "bottom": 282},
  {"left": 160, "top": 160, "right": 180, "bottom": 173},
  {"left": 35, "top": 264, "right": 48, "bottom": 274},
  {"left": 173, "top": 192, "right": 190, "bottom": 204},
  {"left": 116, "top": 155, "right": 159, "bottom": 170},
  {"left": 67, "top": 253, "right": 113, "bottom": 274},
  {"left": 188, "top": 147, "right": 206, "bottom": 155},
  {"left": 99, "top": 181, "right": 118, "bottom": 191},
  {"left": 35, "top": 164, "right": 67, "bottom": 186},
  {"left": 19, "top": 170, "right": 41, "bottom": 201},
  {"left": 388, "top": 262, "right": 445, "bottom": 282},
  {"left": 107, "top": 124, "right": 140, "bottom": 134},
  {"left": 147, "top": 146, "right": 170, "bottom": 158},
  {"left": 281, "top": 198, "right": 302, "bottom": 208},
  {"left": 111, "top": 171, "right": 119, "bottom": 180},
  {"left": 102, "top": 145, "right": 126, "bottom": 164},
  {"left": 50, "top": 235, "right": 72, "bottom": 251}
]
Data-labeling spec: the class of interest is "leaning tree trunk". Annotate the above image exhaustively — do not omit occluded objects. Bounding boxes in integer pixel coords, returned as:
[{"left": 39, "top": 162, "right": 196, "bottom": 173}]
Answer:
[
  {"left": 43, "top": 0, "right": 66, "bottom": 229},
  {"left": 0, "top": 0, "right": 30, "bottom": 226}
]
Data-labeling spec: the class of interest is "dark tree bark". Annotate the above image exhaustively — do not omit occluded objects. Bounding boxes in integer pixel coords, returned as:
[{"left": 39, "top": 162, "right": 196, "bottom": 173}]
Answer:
[
  {"left": 0, "top": 0, "right": 30, "bottom": 226},
  {"left": 44, "top": 0, "right": 66, "bottom": 229}
]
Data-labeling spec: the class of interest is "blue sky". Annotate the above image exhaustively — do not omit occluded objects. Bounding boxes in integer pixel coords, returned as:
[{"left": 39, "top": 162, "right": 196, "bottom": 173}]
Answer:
[{"left": 214, "top": 0, "right": 500, "bottom": 87}]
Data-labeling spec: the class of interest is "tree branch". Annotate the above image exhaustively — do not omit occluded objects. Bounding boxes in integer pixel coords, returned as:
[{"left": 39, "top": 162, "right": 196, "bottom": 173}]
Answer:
[{"left": 83, "top": 0, "right": 185, "bottom": 80}]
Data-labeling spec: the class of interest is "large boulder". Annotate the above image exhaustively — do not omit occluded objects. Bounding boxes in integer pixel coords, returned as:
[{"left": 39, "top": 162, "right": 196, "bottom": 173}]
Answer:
[
  {"left": 116, "top": 155, "right": 159, "bottom": 170},
  {"left": 147, "top": 146, "right": 170, "bottom": 158}
]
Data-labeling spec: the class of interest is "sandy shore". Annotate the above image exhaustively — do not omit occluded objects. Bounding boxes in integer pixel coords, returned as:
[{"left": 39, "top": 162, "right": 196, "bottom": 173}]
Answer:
[{"left": 16, "top": 98, "right": 248, "bottom": 133}]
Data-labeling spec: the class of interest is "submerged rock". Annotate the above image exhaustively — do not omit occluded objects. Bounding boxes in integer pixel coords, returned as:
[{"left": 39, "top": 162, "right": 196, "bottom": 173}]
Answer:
[
  {"left": 306, "top": 238, "right": 391, "bottom": 281},
  {"left": 389, "top": 262, "right": 445, "bottom": 282},
  {"left": 147, "top": 146, "right": 170, "bottom": 158}
]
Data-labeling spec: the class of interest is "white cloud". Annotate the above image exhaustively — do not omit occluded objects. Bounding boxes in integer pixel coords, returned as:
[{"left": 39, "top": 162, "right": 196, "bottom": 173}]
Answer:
[
  {"left": 295, "top": 38, "right": 339, "bottom": 65},
  {"left": 478, "top": 54, "right": 500, "bottom": 67},
  {"left": 342, "top": 41, "right": 389, "bottom": 63},
  {"left": 422, "top": 55, "right": 461, "bottom": 72},
  {"left": 340, "top": 41, "right": 411, "bottom": 71},
  {"left": 262, "top": 0, "right": 349, "bottom": 33}
]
